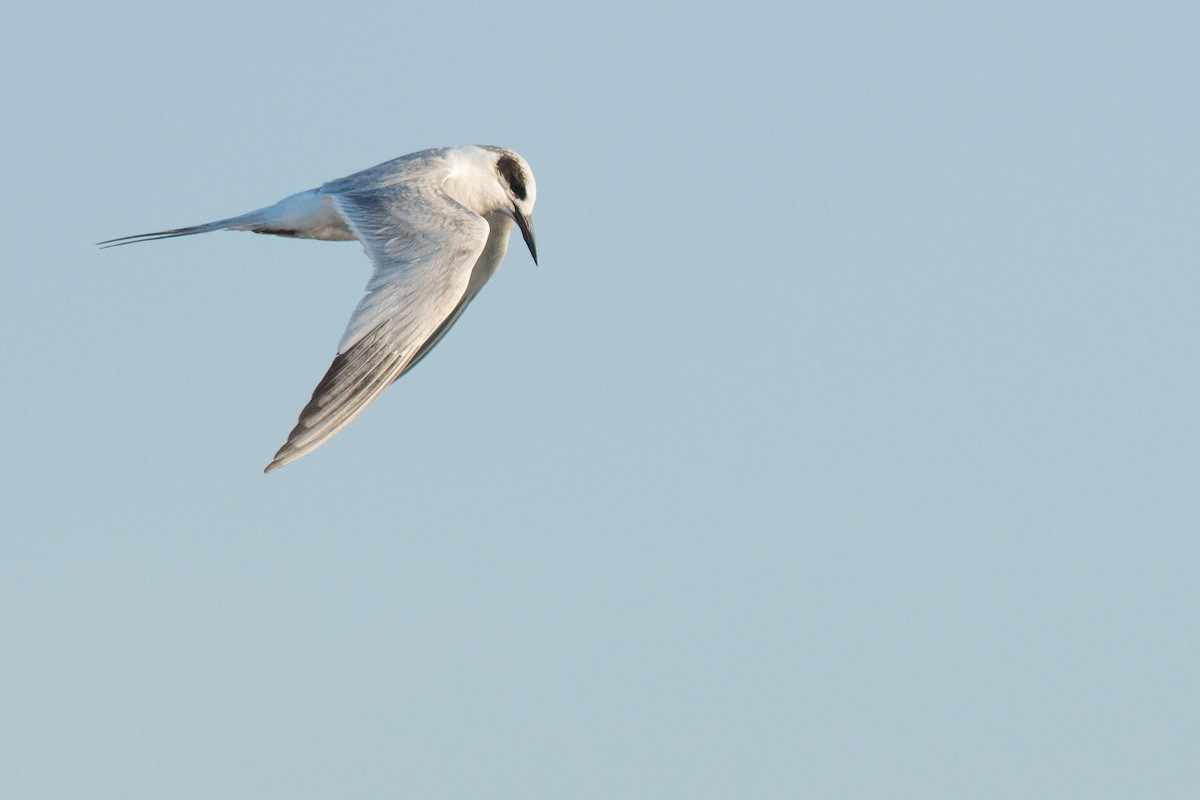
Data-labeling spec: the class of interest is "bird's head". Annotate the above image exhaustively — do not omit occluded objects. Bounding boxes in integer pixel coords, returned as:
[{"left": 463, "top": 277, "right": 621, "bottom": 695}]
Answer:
[
  {"left": 444, "top": 145, "right": 539, "bottom": 265},
  {"left": 488, "top": 148, "right": 538, "bottom": 265}
]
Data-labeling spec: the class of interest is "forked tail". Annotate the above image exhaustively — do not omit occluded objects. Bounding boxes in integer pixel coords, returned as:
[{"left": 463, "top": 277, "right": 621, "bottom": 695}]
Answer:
[
  {"left": 96, "top": 212, "right": 265, "bottom": 249},
  {"left": 98, "top": 188, "right": 354, "bottom": 249}
]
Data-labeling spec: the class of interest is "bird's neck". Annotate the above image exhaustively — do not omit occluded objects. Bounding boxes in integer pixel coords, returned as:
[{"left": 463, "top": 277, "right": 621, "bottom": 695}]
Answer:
[{"left": 442, "top": 147, "right": 505, "bottom": 215}]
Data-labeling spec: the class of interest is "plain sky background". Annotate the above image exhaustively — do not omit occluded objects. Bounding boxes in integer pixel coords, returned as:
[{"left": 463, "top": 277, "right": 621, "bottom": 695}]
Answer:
[{"left": 2, "top": 2, "right": 1197, "bottom": 797}]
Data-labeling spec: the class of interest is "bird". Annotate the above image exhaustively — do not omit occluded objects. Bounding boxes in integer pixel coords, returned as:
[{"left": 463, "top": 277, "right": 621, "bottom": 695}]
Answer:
[{"left": 100, "top": 145, "right": 539, "bottom": 473}]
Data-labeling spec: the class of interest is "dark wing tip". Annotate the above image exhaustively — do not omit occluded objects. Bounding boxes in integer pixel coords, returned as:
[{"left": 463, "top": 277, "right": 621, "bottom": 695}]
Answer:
[{"left": 261, "top": 322, "right": 402, "bottom": 473}]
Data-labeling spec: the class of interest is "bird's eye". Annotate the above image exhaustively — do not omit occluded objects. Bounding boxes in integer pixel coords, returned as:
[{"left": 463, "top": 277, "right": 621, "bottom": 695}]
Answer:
[{"left": 496, "top": 155, "right": 527, "bottom": 201}]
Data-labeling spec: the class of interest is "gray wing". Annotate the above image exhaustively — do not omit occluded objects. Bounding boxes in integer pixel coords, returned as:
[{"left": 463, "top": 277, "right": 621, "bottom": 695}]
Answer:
[{"left": 264, "top": 181, "right": 491, "bottom": 473}]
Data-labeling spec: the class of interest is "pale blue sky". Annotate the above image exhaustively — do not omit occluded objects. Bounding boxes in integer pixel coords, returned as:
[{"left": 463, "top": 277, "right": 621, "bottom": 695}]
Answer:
[{"left": 2, "top": 2, "right": 1198, "bottom": 797}]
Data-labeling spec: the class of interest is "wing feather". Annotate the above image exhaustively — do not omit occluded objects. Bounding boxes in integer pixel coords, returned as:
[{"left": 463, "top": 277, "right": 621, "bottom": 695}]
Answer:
[{"left": 264, "top": 172, "right": 491, "bottom": 473}]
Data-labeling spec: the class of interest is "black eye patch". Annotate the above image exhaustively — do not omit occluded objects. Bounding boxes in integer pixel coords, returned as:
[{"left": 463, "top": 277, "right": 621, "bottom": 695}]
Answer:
[{"left": 496, "top": 155, "right": 527, "bottom": 201}]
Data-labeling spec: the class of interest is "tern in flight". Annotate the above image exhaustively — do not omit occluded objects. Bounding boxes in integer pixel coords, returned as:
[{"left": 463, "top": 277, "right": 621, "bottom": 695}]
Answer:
[{"left": 101, "top": 145, "right": 539, "bottom": 472}]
